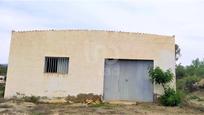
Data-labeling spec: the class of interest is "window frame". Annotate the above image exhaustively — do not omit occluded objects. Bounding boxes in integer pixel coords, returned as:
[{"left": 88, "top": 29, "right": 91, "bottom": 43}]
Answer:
[{"left": 44, "top": 56, "right": 69, "bottom": 74}]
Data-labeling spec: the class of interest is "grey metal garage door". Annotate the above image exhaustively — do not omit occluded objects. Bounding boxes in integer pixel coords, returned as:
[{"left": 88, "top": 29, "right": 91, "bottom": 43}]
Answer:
[{"left": 104, "top": 59, "right": 153, "bottom": 102}]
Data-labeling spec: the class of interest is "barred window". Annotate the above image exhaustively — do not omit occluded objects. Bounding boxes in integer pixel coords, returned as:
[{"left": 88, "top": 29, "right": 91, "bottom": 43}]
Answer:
[{"left": 44, "top": 57, "right": 69, "bottom": 74}]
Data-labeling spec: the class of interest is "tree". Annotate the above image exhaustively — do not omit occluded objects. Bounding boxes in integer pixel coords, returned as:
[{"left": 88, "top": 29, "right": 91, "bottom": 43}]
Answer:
[
  {"left": 185, "top": 58, "right": 204, "bottom": 77},
  {"left": 192, "top": 58, "right": 200, "bottom": 68},
  {"left": 176, "top": 64, "right": 186, "bottom": 79},
  {"left": 0, "top": 64, "right": 7, "bottom": 76},
  {"left": 149, "top": 67, "right": 173, "bottom": 90},
  {"left": 175, "top": 44, "right": 181, "bottom": 61},
  {"left": 176, "top": 58, "right": 204, "bottom": 79},
  {"left": 149, "top": 67, "right": 181, "bottom": 106}
]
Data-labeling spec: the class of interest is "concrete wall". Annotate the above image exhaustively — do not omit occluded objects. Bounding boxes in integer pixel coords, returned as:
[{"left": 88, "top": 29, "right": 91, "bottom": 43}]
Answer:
[{"left": 4, "top": 30, "right": 175, "bottom": 98}]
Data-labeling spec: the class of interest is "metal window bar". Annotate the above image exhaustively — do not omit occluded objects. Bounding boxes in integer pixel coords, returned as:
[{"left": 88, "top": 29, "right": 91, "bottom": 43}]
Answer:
[
  {"left": 57, "top": 58, "right": 69, "bottom": 74},
  {"left": 47, "top": 57, "right": 50, "bottom": 72},
  {"left": 45, "top": 57, "right": 69, "bottom": 74},
  {"left": 57, "top": 58, "right": 61, "bottom": 73},
  {"left": 50, "top": 57, "right": 52, "bottom": 72}
]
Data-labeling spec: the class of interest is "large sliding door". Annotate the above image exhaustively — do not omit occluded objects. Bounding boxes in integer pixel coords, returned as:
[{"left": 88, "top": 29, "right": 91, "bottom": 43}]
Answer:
[{"left": 104, "top": 59, "right": 153, "bottom": 102}]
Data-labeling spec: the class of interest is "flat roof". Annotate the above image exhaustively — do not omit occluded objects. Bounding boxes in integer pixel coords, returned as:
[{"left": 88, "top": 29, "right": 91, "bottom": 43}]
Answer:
[{"left": 12, "top": 29, "right": 174, "bottom": 38}]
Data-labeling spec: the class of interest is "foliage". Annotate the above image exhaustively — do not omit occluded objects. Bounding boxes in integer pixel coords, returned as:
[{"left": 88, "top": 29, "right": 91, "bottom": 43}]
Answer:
[
  {"left": 149, "top": 67, "right": 181, "bottom": 106},
  {"left": 177, "top": 76, "right": 200, "bottom": 93},
  {"left": 188, "top": 95, "right": 204, "bottom": 101},
  {"left": 159, "top": 88, "right": 181, "bottom": 106},
  {"left": 89, "top": 103, "right": 113, "bottom": 108},
  {"left": 0, "top": 64, "right": 7, "bottom": 76},
  {"left": 14, "top": 93, "right": 41, "bottom": 103},
  {"left": 176, "top": 58, "right": 204, "bottom": 93},
  {"left": 149, "top": 67, "right": 173, "bottom": 89},
  {"left": 0, "top": 84, "right": 5, "bottom": 98},
  {"left": 175, "top": 44, "right": 181, "bottom": 61},
  {"left": 176, "top": 89, "right": 186, "bottom": 101},
  {"left": 22, "top": 95, "right": 40, "bottom": 103},
  {"left": 176, "top": 58, "right": 204, "bottom": 79},
  {"left": 176, "top": 64, "right": 186, "bottom": 79},
  {"left": 185, "top": 76, "right": 200, "bottom": 92}
]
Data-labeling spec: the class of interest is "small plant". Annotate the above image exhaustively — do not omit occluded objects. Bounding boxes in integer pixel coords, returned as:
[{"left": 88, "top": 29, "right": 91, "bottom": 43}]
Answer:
[
  {"left": 149, "top": 67, "right": 173, "bottom": 90},
  {"left": 185, "top": 76, "right": 200, "bottom": 92},
  {"left": 159, "top": 87, "right": 181, "bottom": 106},
  {"left": 177, "top": 76, "right": 200, "bottom": 93},
  {"left": 149, "top": 67, "right": 181, "bottom": 106},
  {"left": 89, "top": 103, "right": 113, "bottom": 109}
]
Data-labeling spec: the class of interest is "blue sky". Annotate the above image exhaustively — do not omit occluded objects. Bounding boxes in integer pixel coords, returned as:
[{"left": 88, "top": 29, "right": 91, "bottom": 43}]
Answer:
[{"left": 0, "top": 0, "right": 204, "bottom": 65}]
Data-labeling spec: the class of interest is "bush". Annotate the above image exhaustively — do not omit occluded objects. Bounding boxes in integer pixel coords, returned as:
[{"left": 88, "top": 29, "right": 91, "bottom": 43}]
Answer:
[
  {"left": 159, "top": 88, "right": 181, "bottom": 106},
  {"left": 177, "top": 76, "right": 200, "bottom": 93},
  {"left": 149, "top": 67, "right": 181, "bottom": 106},
  {"left": 149, "top": 67, "right": 173, "bottom": 89},
  {"left": 176, "top": 64, "right": 186, "bottom": 79},
  {"left": 0, "top": 84, "right": 5, "bottom": 98},
  {"left": 0, "top": 64, "right": 7, "bottom": 76},
  {"left": 185, "top": 76, "right": 200, "bottom": 92}
]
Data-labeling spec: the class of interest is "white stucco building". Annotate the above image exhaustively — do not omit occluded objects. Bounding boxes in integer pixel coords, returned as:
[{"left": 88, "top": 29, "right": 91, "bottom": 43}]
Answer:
[{"left": 5, "top": 30, "right": 175, "bottom": 102}]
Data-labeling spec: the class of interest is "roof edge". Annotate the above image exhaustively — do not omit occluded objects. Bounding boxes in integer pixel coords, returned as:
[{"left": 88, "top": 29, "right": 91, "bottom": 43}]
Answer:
[{"left": 12, "top": 29, "right": 174, "bottom": 38}]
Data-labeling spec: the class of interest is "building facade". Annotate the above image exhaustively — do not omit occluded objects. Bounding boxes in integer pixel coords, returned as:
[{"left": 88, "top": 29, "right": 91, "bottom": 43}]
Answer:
[{"left": 5, "top": 30, "right": 175, "bottom": 102}]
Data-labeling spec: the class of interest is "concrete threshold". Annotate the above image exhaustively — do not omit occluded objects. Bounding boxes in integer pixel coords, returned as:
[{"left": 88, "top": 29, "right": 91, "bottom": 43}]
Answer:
[{"left": 105, "top": 100, "right": 137, "bottom": 105}]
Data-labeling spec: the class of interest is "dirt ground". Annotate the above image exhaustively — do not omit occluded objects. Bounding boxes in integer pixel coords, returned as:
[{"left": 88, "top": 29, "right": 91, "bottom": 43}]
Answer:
[{"left": 0, "top": 99, "right": 203, "bottom": 115}]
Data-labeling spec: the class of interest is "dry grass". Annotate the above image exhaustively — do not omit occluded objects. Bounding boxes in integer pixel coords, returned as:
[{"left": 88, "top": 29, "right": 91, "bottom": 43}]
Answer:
[{"left": 0, "top": 99, "right": 203, "bottom": 115}]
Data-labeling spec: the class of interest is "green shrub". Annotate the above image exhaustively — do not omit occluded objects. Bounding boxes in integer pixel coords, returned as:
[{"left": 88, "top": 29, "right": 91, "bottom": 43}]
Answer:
[
  {"left": 176, "top": 64, "right": 186, "bottom": 79},
  {"left": 149, "top": 67, "right": 181, "bottom": 106},
  {"left": 149, "top": 67, "right": 173, "bottom": 89},
  {"left": 177, "top": 76, "right": 200, "bottom": 93},
  {"left": 176, "top": 79, "right": 186, "bottom": 92},
  {"left": 0, "top": 64, "right": 7, "bottom": 76},
  {"left": 176, "top": 89, "right": 186, "bottom": 100},
  {"left": 159, "top": 88, "right": 181, "bottom": 106},
  {"left": 0, "top": 84, "right": 5, "bottom": 98},
  {"left": 185, "top": 76, "right": 200, "bottom": 92}
]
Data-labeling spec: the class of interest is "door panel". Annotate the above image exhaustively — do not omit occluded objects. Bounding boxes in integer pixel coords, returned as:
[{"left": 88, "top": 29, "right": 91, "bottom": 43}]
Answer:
[
  {"left": 104, "top": 60, "right": 120, "bottom": 100},
  {"left": 104, "top": 59, "right": 153, "bottom": 102}
]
